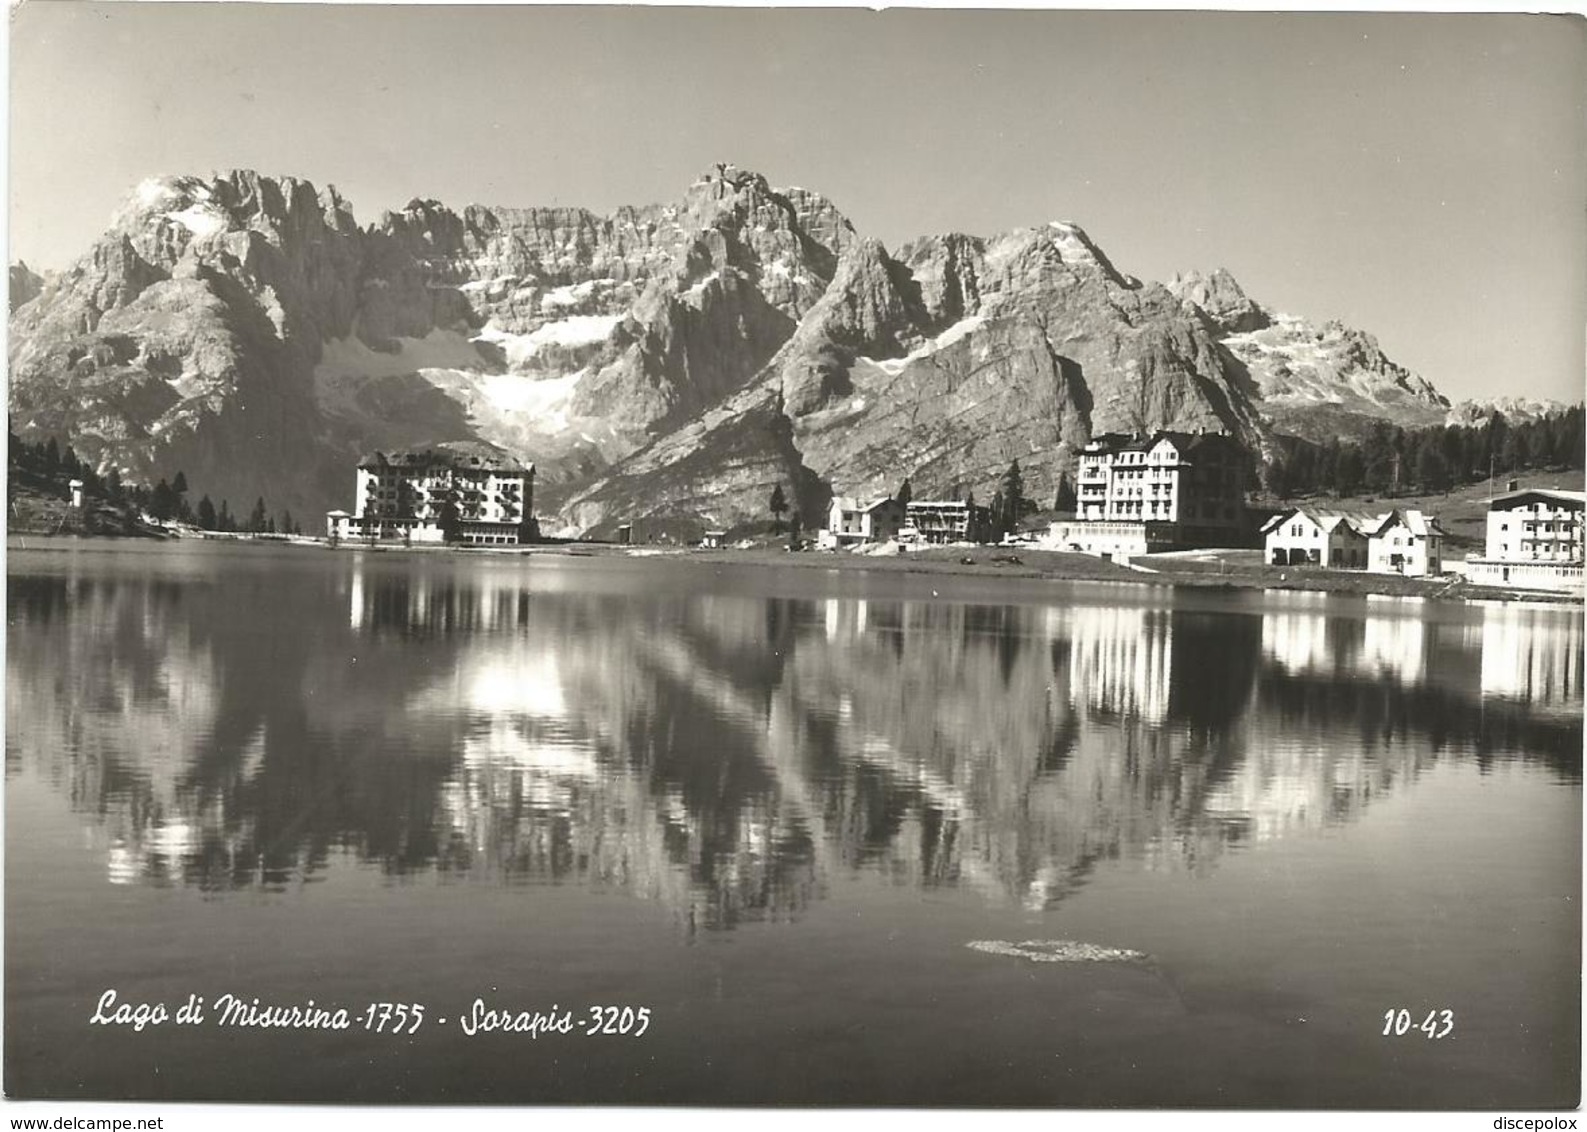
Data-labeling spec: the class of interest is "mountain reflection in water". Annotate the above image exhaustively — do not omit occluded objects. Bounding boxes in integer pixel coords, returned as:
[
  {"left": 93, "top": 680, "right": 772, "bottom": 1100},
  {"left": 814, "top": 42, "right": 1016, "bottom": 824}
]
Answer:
[{"left": 7, "top": 553, "right": 1581, "bottom": 931}]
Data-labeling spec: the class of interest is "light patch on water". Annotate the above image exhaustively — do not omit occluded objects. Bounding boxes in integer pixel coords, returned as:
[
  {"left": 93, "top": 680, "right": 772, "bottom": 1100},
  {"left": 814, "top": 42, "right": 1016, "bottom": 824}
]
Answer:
[
  {"left": 465, "top": 652, "right": 568, "bottom": 718},
  {"left": 967, "top": 939, "right": 1150, "bottom": 964}
]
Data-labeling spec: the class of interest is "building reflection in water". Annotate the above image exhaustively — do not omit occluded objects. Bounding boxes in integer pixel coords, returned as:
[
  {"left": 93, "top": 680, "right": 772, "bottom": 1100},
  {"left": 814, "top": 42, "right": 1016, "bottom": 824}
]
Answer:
[
  {"left": 1062, "top": 605, "right": 1174, "bottom": 723},
  {"left": 1480, "top": 601, "right": 1584, "bottom": 711},
  {"left": 1263, "top": 593, "right": 1430, "bottom": 688},
  {"left": 6, "top": 556, "right": 1582, "bottom": 928}
]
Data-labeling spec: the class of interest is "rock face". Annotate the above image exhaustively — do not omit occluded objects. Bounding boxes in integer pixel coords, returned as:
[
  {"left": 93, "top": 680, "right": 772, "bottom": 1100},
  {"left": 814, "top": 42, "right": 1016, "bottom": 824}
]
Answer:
[
  {"left": 1446, "top": 396, "right": 1571, "bottom": 427},
  {"left": 1165, "top": 269, "right": 1450, "bottom": 444},
  {"left": 566, "top": 222, "right": 1269, "bottom": 531},
  {"left": 9, "top": 262, "right": 44, "bottom": 312},
  {"left": 9, "top": 165, "right": 1454, "bottom": 532}
]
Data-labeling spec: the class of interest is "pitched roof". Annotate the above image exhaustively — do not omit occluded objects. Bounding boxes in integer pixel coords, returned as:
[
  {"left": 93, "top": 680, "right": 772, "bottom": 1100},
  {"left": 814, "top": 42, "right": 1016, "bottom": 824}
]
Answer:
[
  {"left": 832, "top": 495, "right": 898, "bottom": 513},
  {"left": 1368, "top": 508, "right": 1446, "bottom": 538},
  {"left": 1489, "top": 488, "right": 1586, "bottom": 511},
  {"left": 358, "top": 440, "right": 531, "bottom": 475},
  {"left": 1264, "top": 507, "right": 1378, "bottom": 536}
]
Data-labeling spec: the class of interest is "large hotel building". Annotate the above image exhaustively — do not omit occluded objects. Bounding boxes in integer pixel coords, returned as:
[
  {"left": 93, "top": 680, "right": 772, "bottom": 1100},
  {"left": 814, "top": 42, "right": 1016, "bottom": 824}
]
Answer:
[{"left": 326, "top": 441, "right": 534, "bottom": 546}]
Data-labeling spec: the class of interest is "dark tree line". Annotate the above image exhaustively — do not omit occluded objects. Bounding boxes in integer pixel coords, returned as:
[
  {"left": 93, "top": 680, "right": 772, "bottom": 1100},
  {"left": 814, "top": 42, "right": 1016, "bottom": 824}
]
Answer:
[
  {"left": 987, "top": 460, "right": 1034, "bottom": 540},
  {"left": 8, "top": 424, "right": 301, "bottom": 535},
  {"left": 1261, "top": 408, "right": 1584, "bottom": 501}
]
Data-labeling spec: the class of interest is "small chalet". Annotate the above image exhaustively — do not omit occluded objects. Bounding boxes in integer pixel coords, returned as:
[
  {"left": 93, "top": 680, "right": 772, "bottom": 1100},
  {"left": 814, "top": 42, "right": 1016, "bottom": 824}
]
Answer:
[
  {"left": 1365, "top": 509, "right": 1446, "bottom": 577},
  {"left": 1262, "top": 508, "right": 1374, "bottom": 568},
  {"left": 820, "top": 496, "right": 906, "bottom": 549}
]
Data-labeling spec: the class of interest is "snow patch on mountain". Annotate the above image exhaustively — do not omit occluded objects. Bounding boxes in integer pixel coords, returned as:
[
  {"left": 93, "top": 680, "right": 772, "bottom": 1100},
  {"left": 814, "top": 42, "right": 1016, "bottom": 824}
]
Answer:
[
  {"left": 1047, "top": 221, "right": 1098, "bottom": 267},
  {"left": 539, "top": 279, "right": 613, "bottom": 311},
  {"left": 864, "top": 314, "right": 986, "bottom": 376},
  {"left": 136, "top": 178, "right": 181, "bottom": 208},
  {"left": 164, "top": 204, "right": 228, "bottom": 239},
  {"left": 474, "top": 370, "right": 584, "bottom": 426},
  {"left": 472, "top": 315, "right": 620, "bottom": 368}
]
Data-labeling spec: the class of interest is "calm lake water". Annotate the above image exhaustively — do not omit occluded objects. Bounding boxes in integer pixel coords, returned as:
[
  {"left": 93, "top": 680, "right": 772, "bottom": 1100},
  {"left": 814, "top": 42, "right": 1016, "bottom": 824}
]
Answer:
[{"left": 5, "top": 539, "right": 1581, "bottom": 1107}]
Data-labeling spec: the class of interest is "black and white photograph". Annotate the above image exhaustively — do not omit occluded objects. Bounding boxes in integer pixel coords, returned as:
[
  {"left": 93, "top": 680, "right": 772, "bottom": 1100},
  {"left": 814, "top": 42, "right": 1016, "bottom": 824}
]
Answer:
[{"left": 4, "top": 2, "right": 1583, "bottom": 1121}]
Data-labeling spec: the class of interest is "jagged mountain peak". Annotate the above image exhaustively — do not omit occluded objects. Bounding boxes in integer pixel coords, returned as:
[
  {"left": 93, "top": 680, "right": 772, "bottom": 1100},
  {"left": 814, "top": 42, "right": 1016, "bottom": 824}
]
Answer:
[
  {"left": 1166, "top": 266, "right": 1269, "bottom": 334},
  {"left": 9, "top": 261, "right": 45, "bottom": 313},
  {"left": 977, "top": 221, "right": 1138, "bottom": 294},
  {"left": 12, "top": 164, "right": 1464, "bottom": 536}
]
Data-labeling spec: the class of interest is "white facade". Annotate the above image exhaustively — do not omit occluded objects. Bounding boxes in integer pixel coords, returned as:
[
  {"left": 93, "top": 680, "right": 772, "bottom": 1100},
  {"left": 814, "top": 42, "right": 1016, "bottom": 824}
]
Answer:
[
  {"left": 1365, "top": 510, "right": 1445, "bottom": 577},
  {"left": 1043, "top": 519, "right": 1175, "bottom": 559},
  {"left": 1263, "top": 509, "right": 1372, "bottom": 568},
  {"left": 1464, "top": 488, "right": 1585, "bottom": 592},
  {"left": 1075, "top": 430, "right": 1247, "bottom": 545},
  {"left": 820, "top": 496, "right": 905, "bottom": 549},
  {"left": 1466, "top": 558, "right": 1585, "bottom": 593},
  {"left": 1481, "top": 489, "right": 1584, "bottom": 563},
  {"left": 328, "top": 443, "right": 534, "bottom": 546}
]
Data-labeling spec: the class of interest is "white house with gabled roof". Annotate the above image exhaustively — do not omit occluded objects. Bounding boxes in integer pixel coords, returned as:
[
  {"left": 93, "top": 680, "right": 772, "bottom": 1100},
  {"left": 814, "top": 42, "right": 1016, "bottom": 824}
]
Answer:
[
  {"left": 819, "top": 495, "right": 905, "bottom": 549},
  {"left": 1262, "top": 508, "right": 1374, "bottom": 568},
  {"left": 1365, "top": 509, "right": 1445, "bottom": 577}
]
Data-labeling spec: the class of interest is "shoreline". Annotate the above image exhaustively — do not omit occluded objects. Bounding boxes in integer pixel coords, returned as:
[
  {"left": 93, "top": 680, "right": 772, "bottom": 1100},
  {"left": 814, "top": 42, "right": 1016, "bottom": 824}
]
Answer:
[{"left": 11, "top": 531, "right": 1580, "bottom": 606}]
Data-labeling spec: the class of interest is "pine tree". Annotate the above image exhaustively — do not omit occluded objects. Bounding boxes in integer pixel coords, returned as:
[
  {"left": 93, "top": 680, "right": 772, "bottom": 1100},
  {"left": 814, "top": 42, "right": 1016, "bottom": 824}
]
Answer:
[
  {"left": 218, "top": 499, "right": 233, "bottom": 532},
  {"left": 999, "top": 460, "right": 1026, "bottom": 531},
  {"left": 1053, "top": 473, "right": 1077, "bottom": 513},
  {"left": 150, "top": 478, "right": 177, "bottom": 520},
  {"left": 897, "top": 477, "right": 912, "bottom": 508},
  {"left": 197, "top": 496, "right": 217, "bottom": 530},
  {"left": 248, "top": 497, "right": 268, "bottom": 534},
  {"left": 769, "top": 484, "right": 788, "bottom": 533}
]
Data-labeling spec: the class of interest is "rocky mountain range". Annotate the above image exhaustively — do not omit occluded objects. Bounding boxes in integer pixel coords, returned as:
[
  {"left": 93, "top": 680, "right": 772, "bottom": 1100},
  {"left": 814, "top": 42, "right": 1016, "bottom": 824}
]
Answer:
[{"left": 9, "top": 165, "right": 1463, "bottom": 534}]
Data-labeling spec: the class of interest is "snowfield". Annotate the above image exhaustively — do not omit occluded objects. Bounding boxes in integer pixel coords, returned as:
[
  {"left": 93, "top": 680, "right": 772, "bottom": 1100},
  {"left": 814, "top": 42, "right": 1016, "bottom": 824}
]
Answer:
[
  {"left": 863, "top": 315, "right": 986, "bottom": 376},
  {"left": 164, "top": 204, "right": 228, "bottom": 239},
  {"left": 472, "top": 316, "right": 621, "bottom": 368},
  {"left": 539, "top": 280, "right": 610, "bottom": 311},
  {"left": 475, "top": 370, "right": 584, "bottom": 430}
]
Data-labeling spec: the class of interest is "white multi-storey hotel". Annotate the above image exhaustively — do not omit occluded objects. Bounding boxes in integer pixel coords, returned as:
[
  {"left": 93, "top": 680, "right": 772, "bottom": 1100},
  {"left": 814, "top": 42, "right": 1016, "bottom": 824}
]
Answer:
[
  {"left": 326, "top": 441, "right": 535, "bottom": 546},
  {"left": 1050, "top": 429, "right": 1249, "bottom": 556},
  {"left": 1464, "top": 487, "right": 1584, "bottom": 592}
]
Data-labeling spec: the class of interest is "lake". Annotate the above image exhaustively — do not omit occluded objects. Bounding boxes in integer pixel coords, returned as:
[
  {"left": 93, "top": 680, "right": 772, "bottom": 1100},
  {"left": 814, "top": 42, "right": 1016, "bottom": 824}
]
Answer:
[{"left": 5, "top": 539, "right": 1581, "bottom": 1107}]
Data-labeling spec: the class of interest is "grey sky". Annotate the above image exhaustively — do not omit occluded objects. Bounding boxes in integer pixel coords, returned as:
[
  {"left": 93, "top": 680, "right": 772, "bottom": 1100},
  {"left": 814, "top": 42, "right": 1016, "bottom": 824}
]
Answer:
[{"left": 8, "top": 4, "right": 1585, "bottom": 403}]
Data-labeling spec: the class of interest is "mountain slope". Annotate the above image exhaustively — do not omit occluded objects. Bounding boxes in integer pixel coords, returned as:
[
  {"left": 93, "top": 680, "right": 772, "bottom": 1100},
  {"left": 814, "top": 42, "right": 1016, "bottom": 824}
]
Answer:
[
  {"left": 564, "top": 223, "right": 1270, "bottom": 533},
  {"left": 1166, "top": 268, "right": 1450, "bottom": 444},
  {"left": 11, "top": 165, "right": 1458, "bottom": 534}
]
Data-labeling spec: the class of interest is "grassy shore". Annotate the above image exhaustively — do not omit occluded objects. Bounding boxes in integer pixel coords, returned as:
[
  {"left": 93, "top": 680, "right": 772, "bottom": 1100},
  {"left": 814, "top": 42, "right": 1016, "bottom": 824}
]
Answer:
[{"left": 6, "top": 470, "right": 164, "bottom": 538}]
